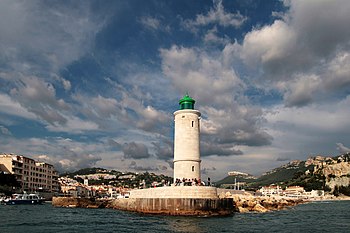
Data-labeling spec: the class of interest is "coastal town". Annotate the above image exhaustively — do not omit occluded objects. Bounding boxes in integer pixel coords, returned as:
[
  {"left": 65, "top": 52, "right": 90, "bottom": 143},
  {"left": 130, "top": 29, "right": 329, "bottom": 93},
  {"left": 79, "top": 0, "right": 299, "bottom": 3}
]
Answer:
[
  {"left": 1, "top": 96, "right": 350, "bottom": 214},
  {"left": 1, "top": 149, "right": 349, "bottom": 212}
]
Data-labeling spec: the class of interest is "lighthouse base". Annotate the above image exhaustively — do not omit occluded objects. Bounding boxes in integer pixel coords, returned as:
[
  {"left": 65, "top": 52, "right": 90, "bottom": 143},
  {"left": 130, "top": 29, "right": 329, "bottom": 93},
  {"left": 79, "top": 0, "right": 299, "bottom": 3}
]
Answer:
[{"left": 109, "top": 186, "right": 234, "bottom": 216}]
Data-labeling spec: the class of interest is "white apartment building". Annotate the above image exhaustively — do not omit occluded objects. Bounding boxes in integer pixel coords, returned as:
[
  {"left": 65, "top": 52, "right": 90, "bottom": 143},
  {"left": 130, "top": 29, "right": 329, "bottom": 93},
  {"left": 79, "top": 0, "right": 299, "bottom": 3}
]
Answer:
[
  {"left": 259, "top": 185, "right": 282, "bottom": 196},
  {"left": 0, "top": 154, "right": 59, "bottom": 193},
  {"left": 283, "top": 186, "right": 305, "bottom": 197}
]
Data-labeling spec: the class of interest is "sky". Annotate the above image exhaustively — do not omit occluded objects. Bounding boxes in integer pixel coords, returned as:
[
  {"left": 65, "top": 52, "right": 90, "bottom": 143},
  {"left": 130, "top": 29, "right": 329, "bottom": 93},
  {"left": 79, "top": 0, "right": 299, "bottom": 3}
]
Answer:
[{"left": 1, "top": 0, "right": 350, "bottom": 181}]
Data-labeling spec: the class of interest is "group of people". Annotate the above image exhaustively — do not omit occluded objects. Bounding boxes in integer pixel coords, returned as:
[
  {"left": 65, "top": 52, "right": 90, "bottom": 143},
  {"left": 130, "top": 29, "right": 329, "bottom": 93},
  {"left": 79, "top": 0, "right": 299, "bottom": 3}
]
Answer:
[{"left": 174, "top": 177, "right": 211, "bottom": 186}]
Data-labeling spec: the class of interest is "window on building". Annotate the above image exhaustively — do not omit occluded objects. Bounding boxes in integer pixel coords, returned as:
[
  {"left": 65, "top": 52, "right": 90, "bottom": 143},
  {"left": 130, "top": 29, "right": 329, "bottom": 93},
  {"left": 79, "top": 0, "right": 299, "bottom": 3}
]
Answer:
[
  {"left": 192, "top": 121, "right": 194, "bottom": 127},
  {"left": 192, "top": 166, "right": 194, "bottom": 172}
]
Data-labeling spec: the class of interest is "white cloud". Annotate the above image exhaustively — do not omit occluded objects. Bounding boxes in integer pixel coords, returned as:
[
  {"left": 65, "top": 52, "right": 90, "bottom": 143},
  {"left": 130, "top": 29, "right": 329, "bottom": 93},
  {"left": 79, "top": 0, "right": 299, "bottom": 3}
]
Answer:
[
  {"left": 90, "top": 95, "right": 119, "bottom": 118},
  {"left": 0, "top": 1, "right": 107, "bottom": 134},
  {"left": 203, "top": 26, "right": 230, "bottom": 45},
  {"left": 0, "top": 1, "right": 106, "bottom": 74},
  {"left": 0, "top": 125, "right": 11, "bottom": 135},
  {"left": 234, "top": 0, "right": 350, "bottom": 107},
  {"left": 73, "top": 88, "right": 172, "bottom": 136},
  {"left": 160, "top": 45, "right": 243, "bottom": 106},
  {"left": 122, "top": 141, "right": 151, "bottom": 159},
  {"left": 281, "top": 74, "right": 322, "bottom": 107},
  {"left": 240, "top": 20, "right": 297, "bottom": 68},
  {"left": 0, "top": 136, "right": 104, "bottom": 172},
  {"left": 45, "top": 115, "right": 99, "bottom": 133},
  {"left": 60, "top": 77, "right": 72, "bottom": 91},
  {"left": 10, "top": 76, "right": 69, "bottom": 125},
  {"left": 264, "top": 95, "right": 350, "bottom": 158},
  {"left": 336, "top": 143, "right": 350, "bottom": 153},
  {"left": 324, "top": 51, "right": 350, "bottom": 91},
  {"left": 183, "top": 0, "right": 247, "bottom": 32},
  {"left": 160, "top": 45, "right": 272, "bottom": 155},
  {"left": 0, "top": 93, "right": 36, "bottom": 120},
  {"left": 139, "top": 15, "right": 171, "bottom": 33},
  {"left": 0, "top": 76, "right": 100, "bottom": 134},
  {"left": 266, "top": 104, "right": 349, "bottom": 134},
  {"left": 140, "top": 16, "right": 161, "bottom": 30}
]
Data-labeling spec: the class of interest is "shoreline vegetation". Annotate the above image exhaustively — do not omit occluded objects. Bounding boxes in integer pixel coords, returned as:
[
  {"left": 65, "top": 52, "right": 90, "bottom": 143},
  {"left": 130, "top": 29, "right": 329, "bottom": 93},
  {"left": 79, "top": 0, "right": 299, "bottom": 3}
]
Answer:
[{"left": 51, "top": 194, "right": 350, "bottom": 214}]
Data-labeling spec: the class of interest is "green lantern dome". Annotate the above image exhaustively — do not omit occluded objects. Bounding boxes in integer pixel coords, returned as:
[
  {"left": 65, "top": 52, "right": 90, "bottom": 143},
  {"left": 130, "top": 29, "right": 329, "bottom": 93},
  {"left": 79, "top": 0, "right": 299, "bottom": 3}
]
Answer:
[{"left": 179, "top": 94, "right": 195, "bottom": 110}]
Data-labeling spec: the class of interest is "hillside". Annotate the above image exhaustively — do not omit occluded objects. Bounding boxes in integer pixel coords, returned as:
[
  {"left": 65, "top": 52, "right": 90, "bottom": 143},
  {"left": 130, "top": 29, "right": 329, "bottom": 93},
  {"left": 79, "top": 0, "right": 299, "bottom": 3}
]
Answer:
[
  {"left": 215, "top": 171, "right": 256, "bottom": 188},
  {"left": 216, "top": 153, "right": 350, "bottom": 194},
  {"left": 61, "top": 167, "right": 116, "bottom": 177},
  {"left": 251, "top": 160, "right": 310, "bottom": 188},
  {"left": 61, "top": 168, "right": 173, "bottom": 188}
]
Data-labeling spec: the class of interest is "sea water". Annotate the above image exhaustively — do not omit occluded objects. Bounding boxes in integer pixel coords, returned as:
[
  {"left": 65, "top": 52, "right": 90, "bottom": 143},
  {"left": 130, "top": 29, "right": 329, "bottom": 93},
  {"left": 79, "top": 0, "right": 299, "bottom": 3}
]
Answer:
[{"left": 0, "top": 200, "right": 349, "bottom": 233}]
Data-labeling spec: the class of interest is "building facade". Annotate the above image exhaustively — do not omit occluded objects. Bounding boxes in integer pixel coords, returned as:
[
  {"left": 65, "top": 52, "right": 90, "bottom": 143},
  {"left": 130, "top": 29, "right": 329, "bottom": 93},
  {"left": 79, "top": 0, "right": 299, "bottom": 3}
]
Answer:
[
  {"left": 259, "top": 185, "right": 282, "bottom": 196},
  {"left": 0, "top": 154, "right": 59, "bottom": 193},
  {"left": 173, "top": 94, "right": 201, "bottom": 182}
]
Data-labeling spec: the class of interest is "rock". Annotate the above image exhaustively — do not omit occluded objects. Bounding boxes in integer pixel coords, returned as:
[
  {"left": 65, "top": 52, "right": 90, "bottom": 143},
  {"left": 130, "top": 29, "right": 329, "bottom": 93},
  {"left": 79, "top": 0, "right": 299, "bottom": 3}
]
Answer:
[
  {"left": 237, "top": 206, "right": 249, "bottom": 213},
  {"left": 247, "top": 199, "right": 257, "bottom": 208},
  {"left": 279, "top": 199, "right": 288, "bottom": 205},
  {"left": 232, "top": 195, "right": 306, "bottom": 213},
  {"left": 252, "top": 203, "right": 268, "bottom": 213},
  {"left": 52, "top": 197, "right": 111, "bottom": 208}
]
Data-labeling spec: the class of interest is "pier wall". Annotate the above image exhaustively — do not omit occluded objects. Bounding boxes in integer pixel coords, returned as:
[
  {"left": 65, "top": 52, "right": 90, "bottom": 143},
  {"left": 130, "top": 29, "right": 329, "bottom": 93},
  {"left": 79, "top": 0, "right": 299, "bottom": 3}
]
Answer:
[
  {"left": 117, "top": 187, "right": 234, "bottom": 216},
  {"left": 110, "top": 197, "right": 234, "bottom": 216},
  {"left": 130, "top": 186, "right": 218, "bottom": 199},
  {"left": 52, "top": 187, "right": 235, "bottom": 216}
]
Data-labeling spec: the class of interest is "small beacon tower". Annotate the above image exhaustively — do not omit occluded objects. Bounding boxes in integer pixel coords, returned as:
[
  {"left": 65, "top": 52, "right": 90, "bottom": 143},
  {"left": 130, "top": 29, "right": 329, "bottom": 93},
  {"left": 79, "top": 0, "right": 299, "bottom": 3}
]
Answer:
[{"left": 173, "top": 94, "right": 201, "bottom": 182}]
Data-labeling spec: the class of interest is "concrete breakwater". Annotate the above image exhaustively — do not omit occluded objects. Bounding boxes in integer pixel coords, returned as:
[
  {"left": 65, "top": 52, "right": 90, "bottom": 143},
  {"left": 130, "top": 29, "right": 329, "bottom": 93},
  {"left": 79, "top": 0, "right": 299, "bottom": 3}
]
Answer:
[
  {"left": 52, "top": 186, "right": 307, "bottom": 215},
  {"left": 52, "top": 187, "right": 235, "bottom": 216},
  {"left": 52, "top": 195, "right": 305, "bottom": 215},
  {"left": 52, "top": 197, "right": 234, "bottom": 216},
  {"left": 109, "top": 198, "right": 234, "bottom": 216}
]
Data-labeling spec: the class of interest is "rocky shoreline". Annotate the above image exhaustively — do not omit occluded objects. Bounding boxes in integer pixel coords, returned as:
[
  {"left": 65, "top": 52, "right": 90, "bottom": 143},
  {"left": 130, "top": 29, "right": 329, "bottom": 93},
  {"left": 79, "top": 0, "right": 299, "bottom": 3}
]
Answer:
[
  {"left": 52, "top": 197, "right": 112, "bottom": 209},
  {"left": 232, "top": 195, "right": 306, "bottom": 213},
  {"left": 231, "top": 194, "right": 350, "bottom": 213}
]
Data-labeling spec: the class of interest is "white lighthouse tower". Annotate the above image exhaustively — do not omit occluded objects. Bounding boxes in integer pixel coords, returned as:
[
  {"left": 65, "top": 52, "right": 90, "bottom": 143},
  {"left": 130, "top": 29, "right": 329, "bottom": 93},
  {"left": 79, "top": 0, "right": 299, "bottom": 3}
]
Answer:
[{"left": 173, "top": 94, "right": 201, "bottom": 182}]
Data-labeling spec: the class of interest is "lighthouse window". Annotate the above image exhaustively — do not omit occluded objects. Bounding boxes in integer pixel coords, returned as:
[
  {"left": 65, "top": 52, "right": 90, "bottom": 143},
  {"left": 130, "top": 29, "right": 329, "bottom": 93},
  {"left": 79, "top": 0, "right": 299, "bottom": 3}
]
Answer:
[
  {"left": 192, "top": 166, "right": 194, "bottom": 172},
  {"left": 192, "top": 121, "right": 194, "bottom": 127}
]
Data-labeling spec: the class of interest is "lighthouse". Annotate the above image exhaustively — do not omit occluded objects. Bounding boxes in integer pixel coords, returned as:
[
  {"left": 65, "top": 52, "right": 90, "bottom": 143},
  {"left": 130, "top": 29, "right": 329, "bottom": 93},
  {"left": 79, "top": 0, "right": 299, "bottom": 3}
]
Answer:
[
  {"left": 173, "top": 94, "right": 201, "bottom": 182},
  {"left": 123, "top": 94, "right": 234, "bottom": 216}
]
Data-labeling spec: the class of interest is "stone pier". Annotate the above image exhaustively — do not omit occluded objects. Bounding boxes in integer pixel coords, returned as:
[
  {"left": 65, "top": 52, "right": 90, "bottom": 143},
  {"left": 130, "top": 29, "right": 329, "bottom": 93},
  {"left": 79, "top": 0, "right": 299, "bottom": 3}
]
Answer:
[
  {"left": 109, "top": 186, "right": 234, "bottom": 216},
  {"left": 110, "top": 197, "right": 233, "bottom": 216},
  {"left": 52, "top": 186, "right": 235, "bottom": 216}
]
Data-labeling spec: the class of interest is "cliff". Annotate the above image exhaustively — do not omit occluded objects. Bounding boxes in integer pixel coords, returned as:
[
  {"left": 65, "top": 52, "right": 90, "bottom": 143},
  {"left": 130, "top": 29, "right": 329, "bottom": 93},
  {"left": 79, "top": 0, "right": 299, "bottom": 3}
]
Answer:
[
  {"left": 216, "top": 153, "right": 350, "bottom": 194},
  {"left": 305, "top": 154, "right": 350, "bottom": 192}
]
